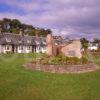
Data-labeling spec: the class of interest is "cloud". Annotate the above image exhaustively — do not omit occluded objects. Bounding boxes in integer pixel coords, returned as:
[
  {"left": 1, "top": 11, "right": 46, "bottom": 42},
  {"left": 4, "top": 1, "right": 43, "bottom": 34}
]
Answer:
[{"left": 0, "top": 0, "right": 100, "bottom": 39}]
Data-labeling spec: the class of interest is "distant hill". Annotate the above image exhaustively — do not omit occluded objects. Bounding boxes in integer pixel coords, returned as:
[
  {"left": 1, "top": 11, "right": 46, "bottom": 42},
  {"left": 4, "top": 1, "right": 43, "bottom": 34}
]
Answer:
[{"left": 0, "top": 18, "right": 52, "bottom": 37}]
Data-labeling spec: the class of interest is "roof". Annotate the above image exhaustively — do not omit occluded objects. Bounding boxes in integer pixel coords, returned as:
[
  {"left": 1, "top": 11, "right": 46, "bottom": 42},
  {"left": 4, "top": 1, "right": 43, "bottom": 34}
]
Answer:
[{"left": 0, "top": 33, "right": 46, "bottom": 46}]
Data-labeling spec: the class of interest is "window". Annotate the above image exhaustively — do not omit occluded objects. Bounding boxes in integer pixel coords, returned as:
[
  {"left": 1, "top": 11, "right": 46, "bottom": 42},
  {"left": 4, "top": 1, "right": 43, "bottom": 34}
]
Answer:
[
  {"left": 19, "top": 46, "right": 23, "bottom": 50},
  {"left": 27, "top": 46, "right": 31, "bottom": 50},
  {"left": 18, "top": 40, "right": 22, "bottom": 43},
  {"left": 6, "top": 38, "right": 11, "bottom": 42},
  {"left": 5, "top": 45, "right": 10, "bottom": 50},
  {"left": 38, "top": 46, "right": 41, "bottom": 50}
]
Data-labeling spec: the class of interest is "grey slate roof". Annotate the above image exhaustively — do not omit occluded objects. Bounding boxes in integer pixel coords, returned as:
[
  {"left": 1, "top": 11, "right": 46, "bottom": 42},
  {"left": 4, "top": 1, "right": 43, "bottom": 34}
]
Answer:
[{"left": 0, "top": 33, "right": 46, "bottom": 46}]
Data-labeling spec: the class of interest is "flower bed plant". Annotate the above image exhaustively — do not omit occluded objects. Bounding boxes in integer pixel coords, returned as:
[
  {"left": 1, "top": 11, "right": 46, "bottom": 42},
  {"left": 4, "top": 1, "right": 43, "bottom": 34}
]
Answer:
[{"left": 32, "top": 55, "right": 89, "bottom": 65}]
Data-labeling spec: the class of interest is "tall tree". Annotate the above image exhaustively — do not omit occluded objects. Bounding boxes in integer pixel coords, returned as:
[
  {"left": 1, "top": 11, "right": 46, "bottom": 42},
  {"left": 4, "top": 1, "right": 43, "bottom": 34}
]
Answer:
[{"left": 80, "top": 38, "right": 89, "bottom": 53}]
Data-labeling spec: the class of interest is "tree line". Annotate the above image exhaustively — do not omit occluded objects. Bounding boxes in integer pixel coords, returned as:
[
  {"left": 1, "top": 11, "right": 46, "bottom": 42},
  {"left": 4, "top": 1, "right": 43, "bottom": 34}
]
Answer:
[{"left": 0, "top": 18, "right": 52, "bottom": 37}]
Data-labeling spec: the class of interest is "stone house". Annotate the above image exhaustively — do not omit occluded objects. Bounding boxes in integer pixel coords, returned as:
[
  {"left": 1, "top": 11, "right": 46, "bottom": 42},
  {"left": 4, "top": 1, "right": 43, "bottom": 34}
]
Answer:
[{"left": 46, "top": 34, "right": 82, "bottom": 58}]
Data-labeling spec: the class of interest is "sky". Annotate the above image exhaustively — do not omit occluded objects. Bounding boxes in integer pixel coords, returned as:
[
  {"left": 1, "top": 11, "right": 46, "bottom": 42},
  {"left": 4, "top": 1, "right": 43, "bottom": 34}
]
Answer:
[{"left": 0, "top": 0, "right": 100, "bottom": 39}]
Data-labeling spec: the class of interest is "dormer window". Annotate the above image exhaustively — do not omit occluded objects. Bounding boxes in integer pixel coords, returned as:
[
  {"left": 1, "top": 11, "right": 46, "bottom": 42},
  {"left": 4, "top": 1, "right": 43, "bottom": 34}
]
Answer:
[
  {"left": 18, "top": 40, "right": 22, "bottom": 43},
  {"left": 6, "top": 38, "right": 11, "bottom": 42}
]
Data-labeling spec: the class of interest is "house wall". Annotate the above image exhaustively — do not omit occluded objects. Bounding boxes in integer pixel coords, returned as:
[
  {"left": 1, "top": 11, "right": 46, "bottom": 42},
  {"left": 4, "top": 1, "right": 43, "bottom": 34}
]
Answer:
[
  {"left": 35, "top": 45, "right": 46, "bottom": 53},
  {"left": 1, "top": 45, "right": 12, "bottom": 53},
  {"left": 25, "top": 46, "right": 32, "bottom": 53},
  {"left": 0, "top": 45, "right": 37, "bottom": 54},
  {"left": 88, "top": 43, "right": 98, "bottom": 50},
  {"left": 17, "top": 45, "right": 23, "bottom": 53},
  {"left": 17, "top": 45, "right": 33, "bottom": 53},
  {"left": 88, "top": 46, "right": 98, "bottom": 50},
  {"left": 14, "top": 46, "right": 18, "bottom": 53},
  {"left": 36, "top": 45, "right": 40, "bottom": 53},
  {"left": 36, "top": 45, "right": 42, "bottom": 53},
  {"left": 0, "top": 45, "right": 2, "bottom": 53},
  {"left": 41, "top": 46, "right": 46, "bottom": 53}
]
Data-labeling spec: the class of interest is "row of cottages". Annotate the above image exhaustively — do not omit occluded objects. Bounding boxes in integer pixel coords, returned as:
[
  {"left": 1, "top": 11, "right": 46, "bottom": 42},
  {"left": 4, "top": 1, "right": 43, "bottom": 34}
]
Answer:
[{"left": 0, "top": 33, "right": 46, "bottom": 53}]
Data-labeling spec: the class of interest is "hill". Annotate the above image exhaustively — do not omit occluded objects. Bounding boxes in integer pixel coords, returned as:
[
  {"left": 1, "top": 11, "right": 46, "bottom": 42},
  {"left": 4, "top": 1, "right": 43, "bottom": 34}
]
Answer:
[{"left": 0, "top": 18, "right": 52, "bottom": 37}]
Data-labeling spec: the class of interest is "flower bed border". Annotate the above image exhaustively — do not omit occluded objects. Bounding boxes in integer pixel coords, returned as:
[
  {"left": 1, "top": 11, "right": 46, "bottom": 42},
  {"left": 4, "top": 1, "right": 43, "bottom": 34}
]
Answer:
[{"left": 24, "top": 63, "right": 99, "bottom": 74}]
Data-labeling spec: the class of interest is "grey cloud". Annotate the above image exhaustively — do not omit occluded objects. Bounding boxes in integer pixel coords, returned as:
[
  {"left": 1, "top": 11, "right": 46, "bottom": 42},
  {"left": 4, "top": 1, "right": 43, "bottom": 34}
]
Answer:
[{"left": 0, "top": 0, "right": 100, "bottom": 39}]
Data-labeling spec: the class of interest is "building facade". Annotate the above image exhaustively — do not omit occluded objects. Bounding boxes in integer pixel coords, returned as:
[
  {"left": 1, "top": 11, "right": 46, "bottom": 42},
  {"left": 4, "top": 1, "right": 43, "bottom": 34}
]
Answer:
[
  {"left": 88, "top": 42, "right": 99, "bottom": 51},
  {"left": 0, "top": 33, "right": 83, "bottom": 58},
  {"left": 0, "top": 33, "right": 46, "bottom": 53}
]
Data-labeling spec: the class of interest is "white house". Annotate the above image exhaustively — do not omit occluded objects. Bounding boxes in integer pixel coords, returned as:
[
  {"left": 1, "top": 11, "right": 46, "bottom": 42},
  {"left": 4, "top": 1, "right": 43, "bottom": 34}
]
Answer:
[
  {"left": 88, "top": 42, "right": 98, "bottom": 51},
  {"left": 0, "top": 33, "right": 46, "bottom": 54}
]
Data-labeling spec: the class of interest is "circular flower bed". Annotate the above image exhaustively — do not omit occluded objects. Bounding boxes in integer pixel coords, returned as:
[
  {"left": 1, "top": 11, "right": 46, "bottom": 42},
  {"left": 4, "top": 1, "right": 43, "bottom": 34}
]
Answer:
[
  {"left": 24, "top": 55, "right": 99, "bottom": 74},
  {"left": 24, "top": 63, "right": 99, "bottom": 74}
]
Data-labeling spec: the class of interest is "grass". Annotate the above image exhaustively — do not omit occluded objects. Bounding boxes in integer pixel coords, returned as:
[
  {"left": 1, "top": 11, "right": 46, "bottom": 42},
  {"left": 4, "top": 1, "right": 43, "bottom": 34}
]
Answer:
[{"left": 0, "top": 53, "right": 100, "bottom": 100}]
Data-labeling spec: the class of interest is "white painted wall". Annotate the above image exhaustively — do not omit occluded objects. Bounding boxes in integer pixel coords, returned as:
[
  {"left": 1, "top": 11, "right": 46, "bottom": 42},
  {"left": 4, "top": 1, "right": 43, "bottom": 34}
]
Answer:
[
  {"left": 17, "top": 45, "right": 32, "bottom": 53},
  {"left": 17, "top": 45, "right": 23, "bottom": 53},
  {"left": 88, "top": 46, "right": 98, "bottom": 50},
  {"left": 1, "top": 45, "right": 12, "bottom": 53},
  {"left": 41, "top": 47, "right": 46, "bottom": 53},
  {"left": 36, "top": 46, "right": 41, "bottom": 53},
  {"left": 88, "top": 43, "right": 98, "bottom": 50},
  {"left": 0, "top": 45, "right": 46, "bottom": 54},
  {"left": 25, "top": 46, "right": 32, "bottom": 53},
  {"left": 36, "top": 45, "right": 46, "bottom": 53},
  {"left": 0, "top": 45, "right": 2, "bottom": 53}
]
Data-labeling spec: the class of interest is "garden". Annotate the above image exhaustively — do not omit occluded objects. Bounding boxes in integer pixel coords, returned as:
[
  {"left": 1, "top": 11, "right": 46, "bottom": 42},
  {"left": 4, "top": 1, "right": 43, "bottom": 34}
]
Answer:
[{"left": 0, "top": 53, "right": 100, "bottom": 100}]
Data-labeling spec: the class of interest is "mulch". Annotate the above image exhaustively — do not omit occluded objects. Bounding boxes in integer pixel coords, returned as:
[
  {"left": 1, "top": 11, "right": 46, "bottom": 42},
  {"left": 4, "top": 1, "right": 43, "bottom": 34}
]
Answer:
[{"left": 24, "top": 63, "right": 99, "bottom": 74}]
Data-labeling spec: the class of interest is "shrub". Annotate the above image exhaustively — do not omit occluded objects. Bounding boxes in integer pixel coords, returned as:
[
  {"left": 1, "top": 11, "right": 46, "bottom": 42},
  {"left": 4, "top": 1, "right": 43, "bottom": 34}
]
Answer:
[
  {"left": 49, "top": 57, "right": 60, "bottom": 65},
  {"left": 6, "top": 51, "right": 13, "bottom": 54},
  {"left": 32, "top": 54, "right": 89, "bottom": 65},
  {"left": 81, "top": 57, "right": 88, "bottom": 64},
  {"left": 41, "top": 59, "right": 49, "bottom": 65}
]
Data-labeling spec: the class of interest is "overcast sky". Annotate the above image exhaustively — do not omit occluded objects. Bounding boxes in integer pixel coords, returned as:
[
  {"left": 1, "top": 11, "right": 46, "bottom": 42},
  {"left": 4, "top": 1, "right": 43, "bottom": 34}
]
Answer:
[{"left": 0, "top": 0, "right": 100, "bottom": 39}]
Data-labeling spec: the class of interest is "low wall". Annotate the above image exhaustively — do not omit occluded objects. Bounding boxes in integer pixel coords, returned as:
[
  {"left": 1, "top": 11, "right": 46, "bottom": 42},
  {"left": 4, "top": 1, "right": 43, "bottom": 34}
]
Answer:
[{"left": 24, "top": 63, "right": 99, "bottom": 74}]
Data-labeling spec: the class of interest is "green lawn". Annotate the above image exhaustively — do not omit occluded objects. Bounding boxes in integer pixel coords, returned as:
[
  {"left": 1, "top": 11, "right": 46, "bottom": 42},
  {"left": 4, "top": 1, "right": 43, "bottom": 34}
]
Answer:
[{"left": 0, "top": 53, "right": 100, "bottom": 100}]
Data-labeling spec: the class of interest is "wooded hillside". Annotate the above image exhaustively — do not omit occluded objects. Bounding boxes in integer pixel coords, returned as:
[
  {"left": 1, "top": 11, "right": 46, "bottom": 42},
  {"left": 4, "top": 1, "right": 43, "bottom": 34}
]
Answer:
[{"left": 0, "top": 18, "right": 52, "bottom": 37}]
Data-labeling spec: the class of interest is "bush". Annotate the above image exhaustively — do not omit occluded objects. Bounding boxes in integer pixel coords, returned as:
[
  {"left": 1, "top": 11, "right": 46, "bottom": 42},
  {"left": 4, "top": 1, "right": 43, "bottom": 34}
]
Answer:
[
  {"left": 81, "top": 57, "right": 88, "bottom": 64},
  {"left": 67, "top": 57, "right": 80, "bottom": 65},
  {"left": 32, "top": 54, "right": 89, "bottom": 65},
  {"left": 49, "top": 57, "right": 60, "bottom": 65},
  {"left": 6, "top": 51, "right": 13, "bottom": 54},
  {"left": 49, "top": 55, "right": 87, "bottom": 65}
]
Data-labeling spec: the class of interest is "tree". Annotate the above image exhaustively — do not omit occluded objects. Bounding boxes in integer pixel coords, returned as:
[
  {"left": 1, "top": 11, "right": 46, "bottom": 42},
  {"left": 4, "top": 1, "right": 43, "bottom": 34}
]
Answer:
[
  {"left": 46, "top": 29, "right": 52, "bottom": 35},
  {"left": 93, "top": 38, "right": 100, "bottom": 50},
  {"left": 12, "top": 28, "right": 19, "bottom": 34},
  {"left": 2, "top": 18, "right": 11, "bottom": 32},
  {"left": 0, "top": 18, "right": 52, "bottom": 37},
  {"left": 80, "top": 38, "right": 89, "bottom": 53}
]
